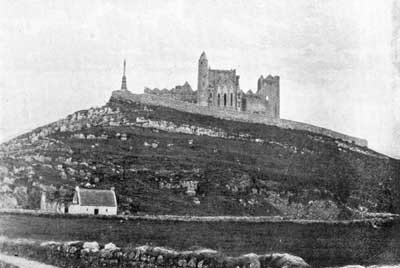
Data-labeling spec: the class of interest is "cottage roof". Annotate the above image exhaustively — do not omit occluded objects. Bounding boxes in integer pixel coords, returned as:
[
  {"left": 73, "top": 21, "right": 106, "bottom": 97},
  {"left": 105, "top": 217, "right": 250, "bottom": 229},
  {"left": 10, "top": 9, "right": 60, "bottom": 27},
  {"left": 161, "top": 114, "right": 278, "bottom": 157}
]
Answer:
[{"left": 77, "top": 187, "right": 117, "bottom": 207}]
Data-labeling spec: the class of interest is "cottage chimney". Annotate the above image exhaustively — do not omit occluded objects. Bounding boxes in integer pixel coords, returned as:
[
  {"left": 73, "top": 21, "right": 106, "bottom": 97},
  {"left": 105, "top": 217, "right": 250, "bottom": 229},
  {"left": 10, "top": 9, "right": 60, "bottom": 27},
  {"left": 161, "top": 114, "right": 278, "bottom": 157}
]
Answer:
[
  {"left": 40, "top": 191, "right": 47, "bottom": 211},
  {"left": 110, "top": 187, "right": 115, "bottom": 192},
  {"left": 75, "top": 186, "right": 79, "bottom": 192}
]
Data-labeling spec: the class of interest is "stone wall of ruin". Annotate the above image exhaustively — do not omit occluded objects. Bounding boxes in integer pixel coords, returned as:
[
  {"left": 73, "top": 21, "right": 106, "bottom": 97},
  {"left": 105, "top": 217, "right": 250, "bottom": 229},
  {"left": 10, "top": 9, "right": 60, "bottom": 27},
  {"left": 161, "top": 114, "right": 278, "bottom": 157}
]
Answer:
[{"left": 244, "top": 95, "right": 268, "bottom": 114}]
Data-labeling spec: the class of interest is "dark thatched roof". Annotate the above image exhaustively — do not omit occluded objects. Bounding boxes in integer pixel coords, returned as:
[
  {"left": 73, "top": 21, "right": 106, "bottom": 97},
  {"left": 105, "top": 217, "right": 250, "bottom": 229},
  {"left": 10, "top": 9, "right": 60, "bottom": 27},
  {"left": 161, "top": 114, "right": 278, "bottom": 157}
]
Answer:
[{"left": 77, "top": 187, "right": 117, "bottom": 207}]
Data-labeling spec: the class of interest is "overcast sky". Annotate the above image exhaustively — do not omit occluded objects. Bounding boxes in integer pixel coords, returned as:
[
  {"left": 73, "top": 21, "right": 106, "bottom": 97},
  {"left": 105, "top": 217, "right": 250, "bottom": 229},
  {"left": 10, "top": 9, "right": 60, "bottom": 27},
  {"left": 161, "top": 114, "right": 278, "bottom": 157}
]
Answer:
[{"left": 1, "top": 0, "right": 399, "bottom": 157}]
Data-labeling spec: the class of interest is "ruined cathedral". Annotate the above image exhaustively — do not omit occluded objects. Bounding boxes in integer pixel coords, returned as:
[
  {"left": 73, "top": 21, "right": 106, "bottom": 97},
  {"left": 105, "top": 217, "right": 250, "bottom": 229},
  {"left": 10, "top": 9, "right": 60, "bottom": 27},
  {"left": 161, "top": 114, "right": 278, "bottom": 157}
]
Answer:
[{"left": 197, "top": 52, "right": 280, "bottom": 118}]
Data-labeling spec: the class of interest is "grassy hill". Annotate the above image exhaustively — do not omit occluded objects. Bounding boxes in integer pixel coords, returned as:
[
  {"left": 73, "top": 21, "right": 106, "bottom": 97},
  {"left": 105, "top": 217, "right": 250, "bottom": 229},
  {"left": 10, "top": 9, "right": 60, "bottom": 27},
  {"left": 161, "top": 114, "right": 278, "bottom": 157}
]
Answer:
[{"left": 0, "top": 91, "right": 399, "bottom": 219}]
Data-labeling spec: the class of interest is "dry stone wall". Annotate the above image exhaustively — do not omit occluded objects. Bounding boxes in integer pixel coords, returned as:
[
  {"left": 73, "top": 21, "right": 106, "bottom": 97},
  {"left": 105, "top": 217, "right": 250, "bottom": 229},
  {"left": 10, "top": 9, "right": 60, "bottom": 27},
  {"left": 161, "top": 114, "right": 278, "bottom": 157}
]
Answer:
[
  {"left": 112, "top": 91, "right": 368, "bottom": 147},
  {"left": 0, "top": 260, "right": 18, "bottom": 268},
  {"left": 0, "top": 237, "right": 310, "bottom": 268}
]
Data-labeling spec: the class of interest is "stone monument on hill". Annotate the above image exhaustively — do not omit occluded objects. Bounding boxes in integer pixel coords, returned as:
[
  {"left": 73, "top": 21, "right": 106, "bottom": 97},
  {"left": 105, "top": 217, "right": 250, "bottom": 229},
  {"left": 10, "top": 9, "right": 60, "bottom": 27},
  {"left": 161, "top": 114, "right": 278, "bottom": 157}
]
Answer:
[{"left": 121, "top": 59, "right": 128, "bottom": 91}]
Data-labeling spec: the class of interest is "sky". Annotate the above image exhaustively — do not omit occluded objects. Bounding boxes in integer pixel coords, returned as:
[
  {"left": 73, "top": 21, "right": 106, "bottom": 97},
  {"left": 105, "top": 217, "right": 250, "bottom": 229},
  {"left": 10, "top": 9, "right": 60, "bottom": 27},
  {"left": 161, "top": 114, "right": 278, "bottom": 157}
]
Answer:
[{"left": 0, "top": 0, "right": 399, "bottom": 158}]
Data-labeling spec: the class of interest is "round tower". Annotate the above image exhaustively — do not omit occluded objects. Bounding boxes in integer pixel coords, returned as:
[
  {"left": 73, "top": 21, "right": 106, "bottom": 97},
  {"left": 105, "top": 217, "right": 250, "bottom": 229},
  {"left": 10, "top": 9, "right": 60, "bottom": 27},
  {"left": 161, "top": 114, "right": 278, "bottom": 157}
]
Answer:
[{"left": 197, "top": 52, "right": 209, "bottom": 106}]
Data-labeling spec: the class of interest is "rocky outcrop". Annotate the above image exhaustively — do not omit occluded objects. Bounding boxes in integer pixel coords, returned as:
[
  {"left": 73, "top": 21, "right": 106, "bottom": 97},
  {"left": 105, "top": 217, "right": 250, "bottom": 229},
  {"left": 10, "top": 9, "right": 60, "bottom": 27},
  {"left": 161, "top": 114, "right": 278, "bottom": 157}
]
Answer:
[{"left": 113, "top": 90, "right": 368, "bottom": 147}]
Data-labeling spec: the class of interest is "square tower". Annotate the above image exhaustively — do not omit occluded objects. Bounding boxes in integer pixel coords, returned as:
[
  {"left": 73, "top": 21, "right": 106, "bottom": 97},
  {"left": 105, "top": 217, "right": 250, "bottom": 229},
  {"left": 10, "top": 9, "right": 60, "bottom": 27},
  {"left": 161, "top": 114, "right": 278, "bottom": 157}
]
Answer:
[{"left": 256, "top": 75, "right": 280, "bottom": 118}]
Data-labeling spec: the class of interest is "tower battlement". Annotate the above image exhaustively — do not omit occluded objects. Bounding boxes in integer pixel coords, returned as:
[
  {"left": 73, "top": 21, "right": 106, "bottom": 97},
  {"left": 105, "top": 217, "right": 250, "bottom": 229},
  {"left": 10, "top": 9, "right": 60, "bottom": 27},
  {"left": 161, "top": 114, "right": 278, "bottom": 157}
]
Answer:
[{"left": 259, "top": 75, "right": 280, "bottom": 82}]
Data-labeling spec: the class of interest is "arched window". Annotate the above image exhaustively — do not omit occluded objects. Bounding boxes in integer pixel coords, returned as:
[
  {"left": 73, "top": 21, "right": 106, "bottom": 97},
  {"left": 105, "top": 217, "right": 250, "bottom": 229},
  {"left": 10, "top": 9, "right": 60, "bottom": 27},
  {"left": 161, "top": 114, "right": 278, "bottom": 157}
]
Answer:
[
  {"left": 230, "top": 93, "right": 233, "bottom": 106},
  {"left": 217, "top": 94, "right": 220, "bottom": 106},
  {"left": 224, "top": 93, "right": 227, "bottom": 106}
]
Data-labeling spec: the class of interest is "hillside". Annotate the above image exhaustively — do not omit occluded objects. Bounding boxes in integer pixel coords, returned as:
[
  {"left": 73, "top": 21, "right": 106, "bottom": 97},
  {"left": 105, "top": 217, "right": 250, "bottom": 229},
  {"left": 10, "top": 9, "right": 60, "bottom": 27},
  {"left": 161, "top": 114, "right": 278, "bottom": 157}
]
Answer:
[{"left": 0, "top": 90, "right": 399, "bottom": 219}]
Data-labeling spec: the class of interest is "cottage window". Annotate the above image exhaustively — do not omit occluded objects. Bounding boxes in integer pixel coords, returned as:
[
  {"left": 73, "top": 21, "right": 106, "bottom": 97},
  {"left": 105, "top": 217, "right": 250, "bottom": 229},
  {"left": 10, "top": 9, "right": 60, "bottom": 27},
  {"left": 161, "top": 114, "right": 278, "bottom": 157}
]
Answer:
[
  {"left": 230, "top": 93, "right": 233, "bottom": 106},
  {"left": 224, "top": 94, "right": 227, "bottom": 106},
  {"left": 217, "top": 94, "right": 220, "bottom": 106}
]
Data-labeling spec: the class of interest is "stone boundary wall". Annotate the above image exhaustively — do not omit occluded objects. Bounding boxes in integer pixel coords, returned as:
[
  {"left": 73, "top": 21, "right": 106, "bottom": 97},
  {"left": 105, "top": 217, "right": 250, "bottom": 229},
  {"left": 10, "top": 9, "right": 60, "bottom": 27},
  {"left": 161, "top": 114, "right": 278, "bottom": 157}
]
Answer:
[
  {"left": 112, "top": 91, "right": 368, "bottom": 147},
  {"left": 0, "top": 237, "right": 310, "bottom": 268},
  {"left": 1, "top": 210, "right": 397, "bottom": 224},
  {"left": 0, "top": 260, "right": 18, "bottom": 268}
]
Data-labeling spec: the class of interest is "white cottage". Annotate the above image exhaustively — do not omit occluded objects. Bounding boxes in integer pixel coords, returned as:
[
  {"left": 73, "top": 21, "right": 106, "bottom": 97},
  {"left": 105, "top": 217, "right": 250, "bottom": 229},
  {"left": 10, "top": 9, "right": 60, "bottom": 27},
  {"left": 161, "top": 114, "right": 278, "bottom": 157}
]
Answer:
[{"left": 68, "top": 186, "right": 117, "bottom": 215}]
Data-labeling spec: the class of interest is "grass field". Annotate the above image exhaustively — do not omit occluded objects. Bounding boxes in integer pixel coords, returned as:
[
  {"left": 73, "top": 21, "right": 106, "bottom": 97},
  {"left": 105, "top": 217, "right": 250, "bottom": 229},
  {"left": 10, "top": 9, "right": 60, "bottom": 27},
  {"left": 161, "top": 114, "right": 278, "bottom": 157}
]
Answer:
[{"left": 0, "top": 213, "right": 399, "bottom": 267}]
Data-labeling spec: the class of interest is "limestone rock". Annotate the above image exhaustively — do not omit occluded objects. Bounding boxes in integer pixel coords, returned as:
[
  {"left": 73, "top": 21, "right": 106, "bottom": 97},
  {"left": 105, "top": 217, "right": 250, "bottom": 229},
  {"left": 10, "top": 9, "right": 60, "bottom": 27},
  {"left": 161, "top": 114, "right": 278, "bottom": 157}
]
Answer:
[
  {"left": 339, "top": 266, "right": 364, "bottom": 268},
  {"left": 82, "top": 241, "right": 99, "bottom": 252},
  {"left": 241, "top": 253, "right": 260, "bottom": 268},
  {"left": 259, "top": 253, "right": 310, "bottom": 268},
  {"left": 156, "top": 255, "right": 164, "bottom": 264},
  {"left": 178, "top": 259, "right": 188, "bottom": 267},
  {"left": 104, "top": 242, "right": 119, "bottom": 251},
  {"left": 188, "top": 257, "right": 197, "bottom": 268},
  {"left": 197, "top": 259, "right": 204, "bottom": 268}
]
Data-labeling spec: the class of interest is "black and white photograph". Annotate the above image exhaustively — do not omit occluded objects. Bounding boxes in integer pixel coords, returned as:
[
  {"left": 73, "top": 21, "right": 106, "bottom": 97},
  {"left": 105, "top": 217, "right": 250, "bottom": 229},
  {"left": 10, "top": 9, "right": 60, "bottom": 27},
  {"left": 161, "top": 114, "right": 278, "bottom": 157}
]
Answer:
[{"left": 0, "top": 1, "right": 400, "bottom": 267}]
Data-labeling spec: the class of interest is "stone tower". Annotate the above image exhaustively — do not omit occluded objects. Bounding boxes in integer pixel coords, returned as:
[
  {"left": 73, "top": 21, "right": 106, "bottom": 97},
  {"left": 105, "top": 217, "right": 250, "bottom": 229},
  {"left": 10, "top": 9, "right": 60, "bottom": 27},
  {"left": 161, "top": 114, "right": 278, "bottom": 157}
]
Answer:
[
  {"left": 197, "top": 52, "right": 209, "bottom": 106},
  {"left": 257, "top": 75, "right": 280, "bottom": 118},
  {"left": 121, "top": 59, "right": 128, "bottom": 91}
]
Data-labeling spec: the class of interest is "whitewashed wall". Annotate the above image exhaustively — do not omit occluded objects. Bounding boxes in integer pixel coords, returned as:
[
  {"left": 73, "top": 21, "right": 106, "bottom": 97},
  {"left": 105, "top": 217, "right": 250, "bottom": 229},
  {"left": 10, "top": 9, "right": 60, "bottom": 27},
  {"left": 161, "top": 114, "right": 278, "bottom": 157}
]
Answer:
[{"left": 68, "top": 205, "right": 117, "bottom": 215}]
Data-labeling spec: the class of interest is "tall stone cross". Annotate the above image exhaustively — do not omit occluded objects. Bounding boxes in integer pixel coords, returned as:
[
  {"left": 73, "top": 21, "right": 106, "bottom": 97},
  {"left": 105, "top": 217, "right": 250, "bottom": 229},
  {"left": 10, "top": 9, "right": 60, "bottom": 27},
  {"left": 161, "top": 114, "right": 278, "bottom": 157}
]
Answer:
[{"left": 121, "top": 59, "right": 128, "bottom": 91}]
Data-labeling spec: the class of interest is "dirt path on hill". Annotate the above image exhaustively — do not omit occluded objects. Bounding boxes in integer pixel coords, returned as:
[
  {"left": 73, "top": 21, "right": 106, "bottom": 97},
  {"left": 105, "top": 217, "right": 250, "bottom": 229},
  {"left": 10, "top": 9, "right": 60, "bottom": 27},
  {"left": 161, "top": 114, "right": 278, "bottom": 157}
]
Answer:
[{"left": 0, "top": 253, "right": 58, "bottom": 268}]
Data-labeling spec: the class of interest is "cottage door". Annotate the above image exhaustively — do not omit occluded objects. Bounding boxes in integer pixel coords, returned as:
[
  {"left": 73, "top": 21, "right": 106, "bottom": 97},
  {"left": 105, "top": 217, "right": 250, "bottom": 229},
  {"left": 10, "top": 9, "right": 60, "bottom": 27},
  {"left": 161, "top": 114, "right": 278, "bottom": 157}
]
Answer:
[{"left": 94, "top": 208, "right": 99, "bottom": 215}]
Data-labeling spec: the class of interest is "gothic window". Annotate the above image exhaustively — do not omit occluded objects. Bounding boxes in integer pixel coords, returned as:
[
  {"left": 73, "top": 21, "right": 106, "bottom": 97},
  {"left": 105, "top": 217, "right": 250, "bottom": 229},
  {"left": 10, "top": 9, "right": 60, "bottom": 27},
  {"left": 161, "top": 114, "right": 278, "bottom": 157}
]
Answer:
[
  {"left": 218, "top": 94, "right": 220, "bottom": 106},
  {"left": 230, "top": 93, "right": 233, "bottom": 106},
  {"left": 224, "top": 93, "right": 227, "bottom": 106}
]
